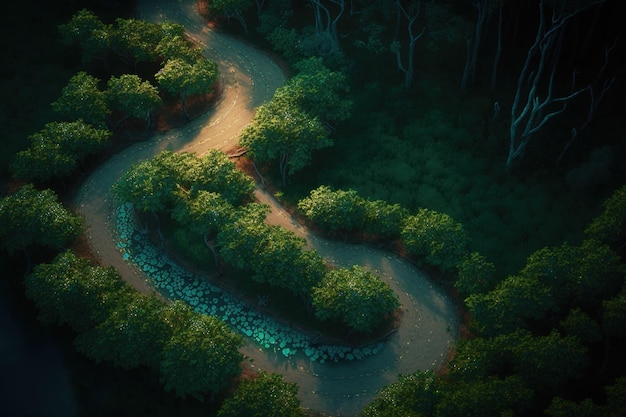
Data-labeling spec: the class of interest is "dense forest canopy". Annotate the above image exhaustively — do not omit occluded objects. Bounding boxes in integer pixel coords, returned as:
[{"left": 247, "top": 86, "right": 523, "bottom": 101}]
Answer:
[{"left": 1, "top": 0, "right": 625, "bottom": 416}]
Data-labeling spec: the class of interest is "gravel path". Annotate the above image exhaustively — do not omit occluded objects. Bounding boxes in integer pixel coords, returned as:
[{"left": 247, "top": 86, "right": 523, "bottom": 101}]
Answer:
[{"left": 73, "top": 1, "right": 459, "bottom": 415}]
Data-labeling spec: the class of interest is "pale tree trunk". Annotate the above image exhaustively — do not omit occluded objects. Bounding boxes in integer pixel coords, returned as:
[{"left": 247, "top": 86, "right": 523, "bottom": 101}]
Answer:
[
  {"left": 506, "top": 0, "right": 607, "bottom": 170},
  {"left": 461, "top": 0, "right": 488, "bottom": 92},
  {"left": 490, "top": 4, "right": 503, "bottom": 92},
  {"left": 393, "top": 0, "right": 425, "bottom": 90},
  {"left": 308, "top": 0, "right": 346, "bottom": 49},
  {"left": 556, "top": 39, "right": 616, "bottom": 165},
  {"left": 254, "top": 0, "right": 267, "bottom": 19}
]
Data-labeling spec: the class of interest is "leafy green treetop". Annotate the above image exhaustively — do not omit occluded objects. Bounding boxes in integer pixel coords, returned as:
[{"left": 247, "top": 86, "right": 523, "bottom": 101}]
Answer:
[
  {"left": 24, "top": 250, "right": 131, "bottom": 332},
  {"left": 217, "top": 371, "right": 305, "bottom": 417},
  {"left": 155, "top": 58, "right": 219, "bottom": 119},
  {"left": 239, "top": 95, "right": 330, "bottom": 186},
  {"left": 74, "top": 292, "right": 171, "bottom": 370},
  {"left": 0, "top": 185, "right": 82, "bottom": 255},
  {"left": 585, "top": 184, "right": 626, "bottom": 247},
  {"left": 297, "top": 185, "right": 368, "bottom": 234},
  {"left": 362, "top": 370, "right": 439, "bottom": 417},
  {"left": 209, "top": 0, "right": 254, "bottom": 34},
  {"left": 159, "top": 301, "right": 243, "bottom": 400},
  {"left": 107, "top": 74, "right": 162, "bottom": 131},
  {"left": 401, "top": 208, "right": 469, "bottom": 271},
  {"left": 57, "top": 9, "right": 112, "bottom": 65},
  {"left": 312, "top": 265, "right": 399, "bottom": 334},
  {"left": 51, "top": 71, "right": 110, "bottom": 128},
  {"left": 11, "top": 120, "right": 111, "bottom": 182}
]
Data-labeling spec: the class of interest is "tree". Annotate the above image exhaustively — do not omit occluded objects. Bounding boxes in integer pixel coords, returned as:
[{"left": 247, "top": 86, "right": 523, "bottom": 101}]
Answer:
[
  {"left": 602, "top": 288, "right": 626, "bottom": 340},
  {"left": 209, "top": 0, "right": 254, "bottom": 34},
  {"left": 111, "top": 18, "right": 162, "bottom": 66},
  {"left": 510, "top": 329, "right": 588, "bottom": 393},
  {"left": 111, "top": 151, "right": 183, "bottom": 213},
  {"left": 11, "top": 120, "right": 111, "bottom": 182},
  {"left": 107, "top": 74, "right": 162, "bottom": 132},
  {"left": 435, "top": 375, "right": 533, "bottom": 417},
  {"left": 217, "top": 372, "right": 305, "bottom": 417},
  {"left": 0, "top": 185, "right": 82, "bottom": 256},
  {"left": 546, "top": 397, "right": 606, "bottom": 417},
  {"left": 465, "top": 274, "right": 555, "bottom": 337},
  {"left": 446, "top": 335, "right": 511, "bottom": 382},
  {"left": 217, "top": 214, "right": 326, "bottom": 299},
  {"left": 460, "top": 0, "right": 505, "bottom": 92},
  {"left": 506, "top": 0, "right": 610, "bottom": 169},
  {"left": 390, "top": 0, "right": 425, "bottom": 90},
  {"left": 159, "top": 302, "right": 243, "bottom": 400},
  {"left": 312, "top": 265, "right": 399, "bottom": 334},
  {"left": 287, "top": 56, "right": 352, "bottom": 126},
  {"left": 74, "top": 293, "right": 171, "bottom": 370},
  {"left": 156, "top": 33, "right": 203, "bottom": 63},
  {"left": 559, "top": 307, "right": 602, "bottom": 344},
  {"left": 454, "top": 251, "right": 498, "bottom": 299},
  {"left": 519, "top": 239, "right": 624, "bottom": 311},
  {"left": 57, "top": 9, "right": 112, "bottom": 66},
  {"left": 363, "top": 199, "right": 409, "bottom": 240},
  {"left": 307, "top": 0, "right": 346, "bottom": 55},
  {"left": 401, "top": 208, "right": 469, "bottom": 271},
  {"left": 297, "top": 185, "right": 368, "bottom": 234},
  {"left": 24, "top": 251, "right": 131, "bottom": 332},
  {"left": 584, "top": 184, "right": 626, "bottom": 248},
  {"left": 172, "top": 189, "right": 237, "bottom": 269},
  {"left": 363, "top": 370, "right": 439, "bottom": 417},
  {"left": 51, "top": 71, "right": 110, "bottom": 128},
  {"left": 239, "top": 95, "right": 330, "bottom": 186},
  {"left": 155, "top": 58, "right": 219, "bottom": 119}
]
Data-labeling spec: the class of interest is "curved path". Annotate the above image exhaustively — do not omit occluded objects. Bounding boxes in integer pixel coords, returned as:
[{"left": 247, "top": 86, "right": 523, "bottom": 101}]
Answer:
[{"left": 74, "top": 1, "right": 459, "bottom": 415}]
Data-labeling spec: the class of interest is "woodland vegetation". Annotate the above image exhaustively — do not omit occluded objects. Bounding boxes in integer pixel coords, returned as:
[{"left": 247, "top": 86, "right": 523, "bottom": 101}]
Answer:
[{"left": 1, "top": 0, "right": 626, "bottom": 416}]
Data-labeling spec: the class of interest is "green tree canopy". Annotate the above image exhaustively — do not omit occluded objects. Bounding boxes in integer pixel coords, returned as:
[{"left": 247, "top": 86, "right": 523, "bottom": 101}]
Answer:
[
  {"left": 155, "top": 58, "right": 219, "bottom": 118},
  {"left": 509, "top": 329, "right": 588, "bottom": 393},
  {"left": 156, "top": 33, "right": 204, "bottom": 63},
  {"left": 585, "top": 184, "right": 626, "bottom": 247},
  {"left": 107, "top": 74, "right": 162, "bottom": 129},
  {"left": 209, "top": 0, "right": 254, "bottom": 33},
  {"left": 239, "top": 94, "right": 330, "bottom": 186},
  {"left": 312, "top": 265, "right": 399, "bottom": 334},
  {"left": 297, "top": 185, "right": 368, "bottom": 234},
  {"left": 24, "top": 250, "right": 131, "bottom": 332},
  {"left": 401, "top": 208, "right": 470, "bottom": 271},
  {"left": 112, "top": 150, "right": 253, "bottom": 213},
  {"left": 159, "top": 302, "right": 243, "bottom": 399},
  {"left": 519, "top": 239, "right": 624, "bottom": 311},
  {"left": 57, "top": 9, "right": 112, "bottom": 65},
  {"left": 454, "top": 251, "right": 498, "bottom": 299},
  {"left": 111, "top": 18, "right": 163, "bottom": 64},
  {"left": 74, "top": 293, "right": 171, "bottom": 369},
  {"left": 217, "top": 213, "right": 326, "bottom": 297},
  {"left": 363, "top": 370, "right": 439, "bottom": 417},
  {"left": 11, "top": 120, "right": 111, "bottom": 182},
  {"left": 0, "top": 185, "right": 82, "bottom": 255},
  {"left": 284, "top": 56, "right": 352, "bottom": 124},
  {"left": 435, "top": 375, "right": 533, "bottom": 417},
  {"left": 217, "top": 371, "right": 305, "bottom": 417},
  {"left": 51, "top": 71, "right": 110, "bottom": 128},
  {"left": 465, "top": 274, "right": 556, "bottom": 337}
]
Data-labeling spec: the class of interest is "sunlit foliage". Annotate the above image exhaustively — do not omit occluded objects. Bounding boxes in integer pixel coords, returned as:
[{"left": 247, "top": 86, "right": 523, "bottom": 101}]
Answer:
[
  {"left": 312, "top": 265, "right": 399, "bottom": 333},
  {"left": 0, "top": 184, "right": 82, "bottom": 254},
  {"left": 217, "top": 371, "right": 304, "bottom": 417}
]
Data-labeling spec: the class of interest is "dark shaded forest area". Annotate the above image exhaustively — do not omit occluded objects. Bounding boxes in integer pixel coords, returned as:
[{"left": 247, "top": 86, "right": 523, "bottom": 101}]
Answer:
[{"left": 1, "top": 0, "right": 626, "bottom": 416}]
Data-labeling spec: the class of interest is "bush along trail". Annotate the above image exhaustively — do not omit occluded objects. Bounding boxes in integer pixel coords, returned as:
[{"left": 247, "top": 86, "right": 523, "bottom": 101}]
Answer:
[{"left": 72, "top": 0, "right": 459, "bottom": 415}]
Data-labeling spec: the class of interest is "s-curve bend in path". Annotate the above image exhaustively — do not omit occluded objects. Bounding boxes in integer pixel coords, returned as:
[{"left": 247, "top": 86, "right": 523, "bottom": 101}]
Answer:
[{"left": 73, "top": 1, "right": 459, "bottom": 415}]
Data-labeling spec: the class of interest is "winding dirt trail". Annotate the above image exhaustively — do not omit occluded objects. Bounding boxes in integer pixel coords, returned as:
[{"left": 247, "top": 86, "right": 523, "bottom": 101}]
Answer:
[{"left": 74, "top": 1, "right": 459, "bottom": 415}]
